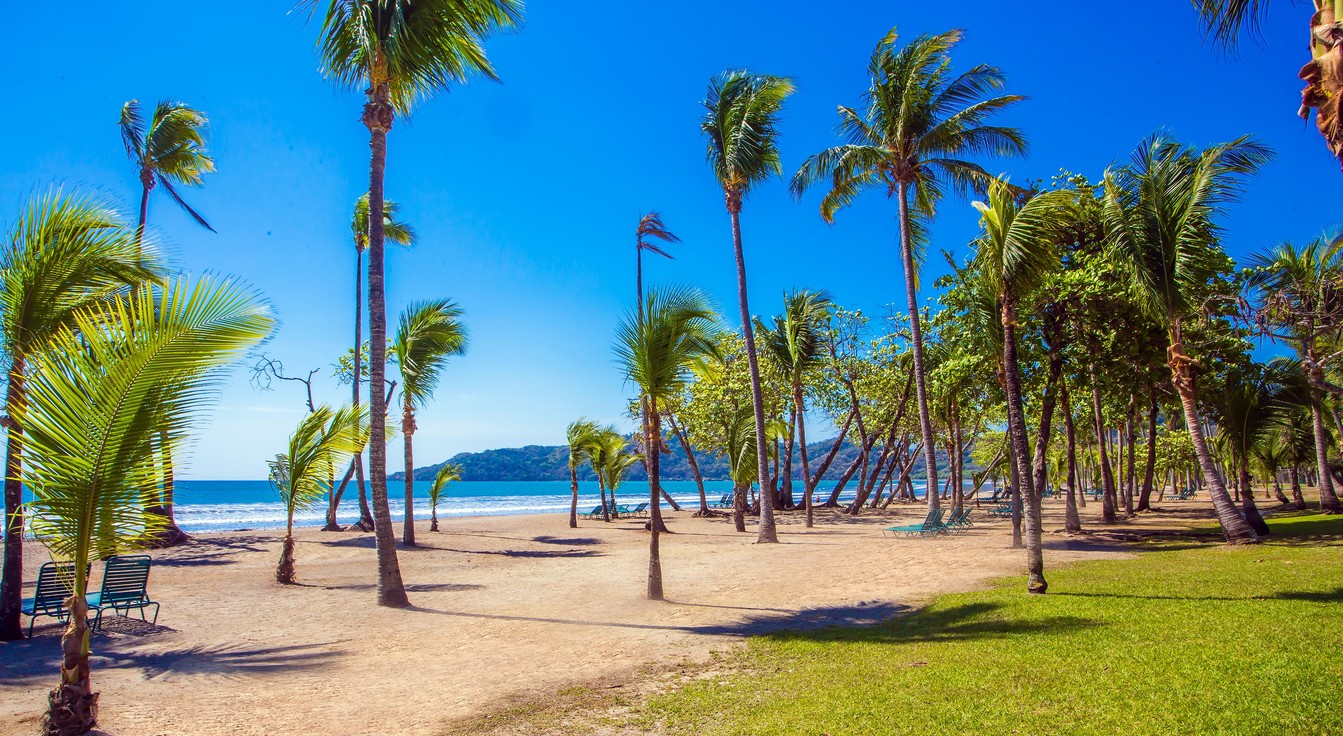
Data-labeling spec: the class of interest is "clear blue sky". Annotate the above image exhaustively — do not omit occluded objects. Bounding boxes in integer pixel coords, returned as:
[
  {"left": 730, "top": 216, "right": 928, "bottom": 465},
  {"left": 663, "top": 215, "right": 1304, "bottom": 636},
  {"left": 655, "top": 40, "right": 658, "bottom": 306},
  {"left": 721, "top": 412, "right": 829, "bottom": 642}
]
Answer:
[{"left": 1, "top": 1, "right": 1336, "bottom": 479}]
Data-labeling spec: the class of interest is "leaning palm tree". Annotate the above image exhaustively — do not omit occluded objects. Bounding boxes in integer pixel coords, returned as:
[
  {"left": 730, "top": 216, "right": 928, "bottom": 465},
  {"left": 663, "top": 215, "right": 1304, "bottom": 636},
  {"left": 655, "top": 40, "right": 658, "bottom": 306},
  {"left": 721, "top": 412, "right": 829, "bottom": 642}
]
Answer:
[
  {"left": 329, "top": 194, "right": 417, "bottom": 532},
  {"left": 615, "top": 286, "right": 716, "bottom": 599},
  {"left": 1103, "top": 133, "right": 1273, "bottom": 543},
  {"left": 971, "top": 177, "right": 1074, "bottom": 593},
  {"left": 565, "top": 418, "right": 601, "bottom": 527},
  {"left": 635, "top": 212, "right": 679, "bottom": 320},
  {"left": 599, "top": 435, "right": 641, "bottom": 513},
  {"left": 427, "top": 462, "right": 463, "bottom": 532},
  {"left": 21, "top": 276, "right": 272, "bottom": 734},
  {"left": 392, "top": 299, "right": 468, "bottom": 547},
  {"left": 272, "top": 403, "right": 369, "bottom": 583},
  {"left": 1248, "top": 238, "right": 1343, "bottom": 513},
  {"left": 758, "top": 289, "right": 833, "bottom": 528},
  {"left": 1192, "top": 1, "right": 1343, "bottom": 168},
  {"left": 119, "top": 99, "right": 217, "bottom": 548},
  {"left": 309, "top": 0, "right": 522, "bottom": 607},
  {"left": 1208, "top": 363, "right": 1283, "bottom": 534},
  {"left": 701, "top": 69, "right": 794, "bottom": 543},
  {"left": 0, "top": 189, "right": 159, "bottom": 642},
  {"left": 791, "top": 28, "right": 1027, "bottom": 517}
]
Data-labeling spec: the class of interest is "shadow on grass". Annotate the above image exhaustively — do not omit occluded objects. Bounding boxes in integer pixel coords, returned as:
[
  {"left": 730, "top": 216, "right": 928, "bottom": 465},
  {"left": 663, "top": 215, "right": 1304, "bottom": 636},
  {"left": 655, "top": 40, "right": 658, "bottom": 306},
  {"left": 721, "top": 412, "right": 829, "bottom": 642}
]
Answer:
[
  {"left": 762, "top": 601, "right": 1101, "bottom": 646},
  {"left": 1272, "top": 587, "right": 1343, "bottom": 603}
]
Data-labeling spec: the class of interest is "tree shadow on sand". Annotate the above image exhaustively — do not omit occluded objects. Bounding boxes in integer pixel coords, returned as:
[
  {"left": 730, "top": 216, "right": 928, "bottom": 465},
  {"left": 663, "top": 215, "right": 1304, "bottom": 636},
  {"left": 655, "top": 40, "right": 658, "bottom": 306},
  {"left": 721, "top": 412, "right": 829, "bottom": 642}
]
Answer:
[
  {"left": 1, "top": 640, "right": 344, "bottom": 686},
  {"left": 149, "top": 535, "right": 272, "bottom": 568}
]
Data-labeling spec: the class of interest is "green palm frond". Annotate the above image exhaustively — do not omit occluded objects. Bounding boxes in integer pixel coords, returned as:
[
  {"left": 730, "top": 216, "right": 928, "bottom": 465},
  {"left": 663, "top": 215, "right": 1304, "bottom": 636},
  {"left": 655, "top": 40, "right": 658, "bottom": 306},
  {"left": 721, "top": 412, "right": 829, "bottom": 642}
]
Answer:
[
  {"left": 596, "top": 432, "right": 639, "bottom": 493},
  {"left": 22, "top": 277, "right": 274, "bottom": 571},
  {"left": 272, "top": 403, "right": 369, "bottom": 515},
  {"left": 352, "top": 193, "right": 417, "bottom": 251},
  {"left": 971, "top": 177, "right": 1074, "bottom": 299},
  {"left": 636, "top": 211, "right": 680, "bottom": 259},
  {"left": 311, "top": 0, "right": 523, "bottom": 114},
  {"left": 393, "top": 298, "right": 468, "bottom": 407},
  {"left": 119, "top": 99, "right": 216, "bottom": 231},
  {"left": 1, "top": 188, "right": 162, "bottom": 357},
  {"left": 701, "top": 71, "right": 795, "bottom": 195},
  {"left": 614, "top": 286, "right": 718, "bottom": 405},
  {"left": 428, "top": 462, "right": 464, "bottom": 507},
  {"left": 1193, "top": 0, "right": 1271, "bottom": 47},
  {"left": 758, "top": 289, "right": 834, "bottom": 387},
  {"left": 565, "top": 418, "right": 602, "bottom": 470}
]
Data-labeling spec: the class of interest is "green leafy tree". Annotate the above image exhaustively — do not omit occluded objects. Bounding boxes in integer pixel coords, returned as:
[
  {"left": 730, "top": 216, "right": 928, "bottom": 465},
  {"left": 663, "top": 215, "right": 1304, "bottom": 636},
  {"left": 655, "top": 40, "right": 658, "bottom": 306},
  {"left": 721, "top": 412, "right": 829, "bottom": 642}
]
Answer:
[
  {"left": 427, "top": 462, "right": 463, "bottom": 532},
  {"left": 0, "top": 190, "right": 159, "bottom": 642},
  {"left": 392, "top": 299, "right": 468, "bottom": 547},
  {"left": 1103, "top": 133, "right": 1272, "bottom": 543},
  {"left": 271, "top": 403, "right": 369, "bottom": 583},
  {"left": 792, "top": 28, "right": 1027, "bottom": 517},
  {"left": 21, "top": 277, "right": 272, "bottom": 734},
  {"left": 309, "top": 0, "right": 521, "bottom": 607},
  {"left": 700, "top": 69, "right": 794, "bottom": 543},
  {"left": 615, "top": 286, "right": 716, "bottom": 599}
]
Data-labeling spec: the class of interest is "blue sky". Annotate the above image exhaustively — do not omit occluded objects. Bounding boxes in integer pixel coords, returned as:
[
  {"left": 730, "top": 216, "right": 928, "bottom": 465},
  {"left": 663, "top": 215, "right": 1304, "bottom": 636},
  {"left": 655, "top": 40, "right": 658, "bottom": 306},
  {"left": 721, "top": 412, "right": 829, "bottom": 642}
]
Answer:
[{"left": 1, "top": 1, "right": 1337, "bottom": 479}]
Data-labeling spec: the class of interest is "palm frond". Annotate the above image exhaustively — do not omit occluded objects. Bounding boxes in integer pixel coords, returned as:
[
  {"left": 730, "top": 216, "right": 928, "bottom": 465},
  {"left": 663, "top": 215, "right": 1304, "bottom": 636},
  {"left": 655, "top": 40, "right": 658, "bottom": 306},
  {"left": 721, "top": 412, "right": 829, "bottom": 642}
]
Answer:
[
  {"left": 701, "top": 70, "right": 795, "bottom": 196},
  {"left": 614, "top": 286, "right": 718, "bottom": 404},
  {"left": 393, "top": 298, "right": 468, "bottom": 406}
]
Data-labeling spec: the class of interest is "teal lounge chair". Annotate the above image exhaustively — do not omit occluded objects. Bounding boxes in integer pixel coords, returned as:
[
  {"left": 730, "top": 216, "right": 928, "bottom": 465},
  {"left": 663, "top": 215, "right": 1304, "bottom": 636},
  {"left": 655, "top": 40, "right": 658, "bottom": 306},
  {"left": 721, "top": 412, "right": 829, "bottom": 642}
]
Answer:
[
  {"left": 582, "top": 504, "right": 606, "bottom": 520},
  {"left": 21, "top": 561, "right": 90, "bottom": 638},
  {"left": 87, "top": 555, "right": 159, "bottom": 631},
  {"left": 883, "top": 509, "right": 945, "bottom": 537},
  {"left": 629, "top": 502, "right": 650, "bottom": 517}
]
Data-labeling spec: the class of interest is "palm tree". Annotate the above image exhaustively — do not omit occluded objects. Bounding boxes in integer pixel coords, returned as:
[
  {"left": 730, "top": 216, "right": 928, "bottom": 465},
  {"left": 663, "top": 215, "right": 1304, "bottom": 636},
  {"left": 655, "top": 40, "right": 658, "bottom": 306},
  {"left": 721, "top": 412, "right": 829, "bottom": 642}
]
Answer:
[
  {"left": 700, "top": 69, "right": 794, "bottom": 543},
  {"left": 392, "top": 299, "right": 468, "bottom": 547},
  {"left": 21, "top": 276, "right": 272, "bottom": 734},
  {"left": 427, "top": 462, "right": 463, "bottom": 532},
  {"left": 329, "top": 194, "right": 417, "bottom": 532},
  {"left": 758, "top": 289, "right": 833, "bottom": 528},
  {"left": 615, "top": 286, "right": 716, "bottom": 599},
  {"left": 599, "top": 434, "right": 641, "bottom": 512},
  {"left": 590, "top": 426, "right": 628, "bottom": 518},
  {"left": 119, "top": 99, "right": 217, "bottom": 548},
  {"left": 791, "top": 28, "right": 1027, "bottom": 517},
  {"left": 1103, "top": 133, "right": 1272, "bottom": 543},
  {"left": 0, "top": 190, "right": 159, "bottom": 642},
  {"left": 1209, "top": 363, "right": 1283, "bottom": 534},
  {"left": 272, "top": 404, "right": 369, "bottom": 584},
  {"left": 565, "top": 419, "right": 601, "bottom": 527},
  {"left": 636, "top": 212, "right": 679, "bottom": 320},
  {"left": 1249, "top": 238, "right": 1343, "bottom": 513},
  {"left": 971, "top": 178, "right": 1074, "bottom": 593},
  {"left": 1192, "top": 1, "right": 1343, "bottom": 168},
  {"left": 309, "top": 0, "right": 521, "bottom": 608}
]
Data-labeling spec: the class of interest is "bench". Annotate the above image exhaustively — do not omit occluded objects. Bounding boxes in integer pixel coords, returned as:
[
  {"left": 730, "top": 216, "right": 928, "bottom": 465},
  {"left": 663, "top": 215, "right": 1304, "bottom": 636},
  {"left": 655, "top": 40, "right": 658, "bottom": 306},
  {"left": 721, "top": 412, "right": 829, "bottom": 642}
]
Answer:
[
  {"left": 21, "top": 561, "right": 90, "bottom": 638},
  {"left": 87, "top": 555, "right": 159, "bottom": 631}
]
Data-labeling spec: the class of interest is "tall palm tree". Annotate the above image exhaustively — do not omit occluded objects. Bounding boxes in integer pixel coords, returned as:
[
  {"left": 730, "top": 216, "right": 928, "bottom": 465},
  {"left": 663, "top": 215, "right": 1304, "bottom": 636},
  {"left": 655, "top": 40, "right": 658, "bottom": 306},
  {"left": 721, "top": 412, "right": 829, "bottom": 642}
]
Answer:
[
  {"left": 21, "top": 276, "right": 272, "bottom": 734},
  {"left": 272, "top": 403, "right": 369, "bottom": 584},
  {"left": 119, "top": 99, "right": 217, "bottom": 548},
  {"left": 1248, "top": 238, "right": 1343, "bottom": 513},
  {"left": 310, "top": 0, "right": 522, "bottom": 607},
  {"left": 1192, "top": 1, "right": 1343, "bottom": 168},
  {"left": 565, "top": 418, "right": 601, "bottom": 527},
  {"left": 392, "top": 299, "right": 468, "bottom": 547},
  {"left": 1103, "top": 133, "right": 1273, "bottom": 543},
  {"left": 791, "top": 28, "right": 1027, "bottom": 516},
  {"left": 1209, "top": 363, "right": 1282, "bottom": 534},
  {"left": 615, "top": 286, "right": 716, "bottom": 599},
  {"left": 427, "top": 462, "right": 463, "bottom": 532},
  {"left": 330, "top": 194, "right": 416, "bottom": 532},
  {"left": 0, "top": 190, "right": 159, "bottom": 642},
  {"left": 972, "top": 178, "right": 1074, "bottom": 592},
  {"left": 636, "top": 212, "right": 679, "bottom": 320},
  {"left": 758, "top": 289, "right": 833, "bottom": 528},
  {"left": 700, "top": 69, "right": 794, "bottom": 543}
]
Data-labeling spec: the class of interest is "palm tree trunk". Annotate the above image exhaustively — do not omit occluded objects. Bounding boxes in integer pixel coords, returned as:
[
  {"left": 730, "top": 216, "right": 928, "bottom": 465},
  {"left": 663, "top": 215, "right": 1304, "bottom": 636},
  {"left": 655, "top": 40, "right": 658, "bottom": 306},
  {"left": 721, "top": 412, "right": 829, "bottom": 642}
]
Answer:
[
  {"left": 646, "top": 397, "right": 665, "bottom": 600},
  {"left": 1029, "top": 347, "right": 1062, "bottom": 515},
  {"left": 1088, "top": 362, "right": 1118, "bottom": 523},
  {"left": 1124, "top": 398, "right": 1138, "bottom": 516},
  {"left": 277, "top": 512, "right": 297, "bottom": 584},
  {"left": 896, "top": 182, "right": 939, "bottom": 514},
  {"left": 1168, "top": 329, "right": 1258, "bottom": 543},
  {"left": 781, "top": 406, "right": 796, "bottom": 509},
  {"left": 600, "top": 476, "right": 610, "bottom": 522},
  {"left": 1290, "top": 462, "right": 1306, "bottom": 509},
  {"left": 364, "top": 80, "right": 409, "bottom": 607},
  {"left": 0, "top": 357, "right": 26, "bottom": 641},
  {"left": 402, "top": 403, "right": 417, "bottom": 547},
  {"left": 1310, "top": 400, "right": 1343, "bottom": 513},
  {"left": 352, "top": 248, "right": 375, "bottom": 531},
  {"left": 43, "top": 571, "right": 95, "bottom": 736},
  {"left": 1137, "top": 393, "right": 1158, "bottom": 512},
  {"left": 795, "top": 386, "right": 815, "bottom": 528},
  {"left": 569, "top": 464, "right": 580, "bottom": 528},
  {"left": 134, "top": 176, "right": 151, "bottom": 255},
  {"left": 727, "top": 201, "right": 777, "bottom": 543},
  {"left": 145, "top": 441, "right": 190, "bottom": 548},
  {"left": 1061, "top": 377, "right": 1082, "bottom": 532},
  {"left": 1002, "top": 299, "right": 1045, "bottom": 593},
  {"left": 1238, "top": 461, "right": 1270, "bottom": 535}
]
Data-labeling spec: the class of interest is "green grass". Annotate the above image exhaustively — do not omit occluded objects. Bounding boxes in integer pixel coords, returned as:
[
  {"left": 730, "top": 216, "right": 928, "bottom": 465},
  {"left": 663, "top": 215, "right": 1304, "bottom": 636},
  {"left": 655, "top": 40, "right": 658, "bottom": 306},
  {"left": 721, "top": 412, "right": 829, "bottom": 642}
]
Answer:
[{"left": 640, "top": 513, "right": 1343, "bottom": 735}]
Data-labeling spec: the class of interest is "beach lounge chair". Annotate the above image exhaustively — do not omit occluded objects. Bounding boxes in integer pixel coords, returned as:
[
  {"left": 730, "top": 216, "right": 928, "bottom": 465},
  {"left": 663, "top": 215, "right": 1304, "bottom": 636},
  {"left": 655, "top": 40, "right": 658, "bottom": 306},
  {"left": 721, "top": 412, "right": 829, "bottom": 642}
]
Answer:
[
  {"left": 987, "top": 503, "right": 1013, "bottom": 518},
  {"left": 629, "top": 502, "right": 650, "bottom": 517},
  {"left": 714, "top": 492, "right": 734, "bottom": 509},
  {"left": 582, "top": 505, "right": 606, "bottom": 520},
  {"left": 21, "top": 561, "right": 90, "bottom": 638},
  {"left": 882, "top": 509, "right": 945, "bottom": 538},
  {"left": 87, "top": 555, "right": 159, "bottom": 632}
]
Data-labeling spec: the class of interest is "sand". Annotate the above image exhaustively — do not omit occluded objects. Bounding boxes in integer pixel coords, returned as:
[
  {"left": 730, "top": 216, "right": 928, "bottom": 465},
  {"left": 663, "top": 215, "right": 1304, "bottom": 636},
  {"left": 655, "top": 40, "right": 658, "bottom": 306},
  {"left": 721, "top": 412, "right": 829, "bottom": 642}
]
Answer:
[{"left": 0, "top": 501, "right": 1213, "bottom": 735}]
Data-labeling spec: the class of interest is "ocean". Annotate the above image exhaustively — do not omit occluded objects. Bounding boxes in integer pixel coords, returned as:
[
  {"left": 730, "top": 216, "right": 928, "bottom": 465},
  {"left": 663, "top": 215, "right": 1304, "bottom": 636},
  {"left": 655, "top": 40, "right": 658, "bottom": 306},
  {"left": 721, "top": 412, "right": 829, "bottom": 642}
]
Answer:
[{"left": 142, "top": 479, "right": 912, "bottom": 533}]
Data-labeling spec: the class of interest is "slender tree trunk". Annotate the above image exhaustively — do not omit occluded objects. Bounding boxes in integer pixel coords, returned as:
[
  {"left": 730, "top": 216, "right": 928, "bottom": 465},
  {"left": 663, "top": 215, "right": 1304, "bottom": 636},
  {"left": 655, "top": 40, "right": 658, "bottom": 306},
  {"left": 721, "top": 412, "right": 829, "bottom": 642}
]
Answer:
[
  {"left": 1137, "top": 392, "right": 1158, "bottom": 512},
  {"left": 794, "top": 386, "right": 815, "bottom": 527},
  {"left": 1290, "top": 462, "right": 1306, "bottom": 509},
  {"left": 0, "top": 357, "right": 26, "bottom": 641},
  {"left": 1029, "top": 347, "right": 1062, "bottom": 517},
  {"left": 277, "top": 514, "right": 297, "bottom": 584},
  {"left": 364, "top": 80, "right": 410, "bottom": 607},
  {"left": 1061, "top": 378, "right": 1082, "bottom": 532},
  {"left": 1311, "top": 400, "right": 1343, "bottom": 513},
  {"left": 807, "top": 411, "right": 854, "bottom": 498},
  {"left": 896, "top": 182, "right": 939, "bottom": 514},
  {"left": 568, "top": 463, "right": 579, "bottom": 528},
  {"left": 1168, "top": 328, "right": 1258, "bottom": 543},
  {"left": 828, "top": 433, "right": 878, "bottom": 506},
  {"left": 332, "top": 247, "right": 375, "bottom": 532},
  {"left": 600, "top": 476, "right": 610, "bottom": 522},
  {"left": 1089, "top": 362, "right": 1118, "bottom": 523},
  {"left": 726, "top": 198, "right": 777, "bottom": 543},
  {"left": 1238, "top": 461, "right": 1270, "bottom": 535},
  {"left": 402, "top": 403, "right": 417, "bottom": 547},
  {"left": 43, "top": 574, "right": 96, "bottom": 736},
  {"left": 1123, "top": 397, "right": 1137, "bottom": 516},
  {"left": 646, "top": 398, "right": 665, "bottom": 600},
  {"left": 733, "top": 482, "right": 746, "bottom": 532},
  {"left": 1002, "top": 299, "right": 1045, "bottom": 593},
  {"left": 667, "top": 413, "right": 708, "bottom": 515},
  {"left": 781, "top": 407, "right": 796, "bottom": 509}
]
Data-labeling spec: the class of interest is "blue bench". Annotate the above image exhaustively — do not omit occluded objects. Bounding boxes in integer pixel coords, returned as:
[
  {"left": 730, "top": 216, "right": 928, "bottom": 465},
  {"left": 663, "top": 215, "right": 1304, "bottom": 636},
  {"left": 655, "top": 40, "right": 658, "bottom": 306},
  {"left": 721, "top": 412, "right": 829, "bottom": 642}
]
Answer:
[{"left": 21, "top": 561, "right": 89, "bottom": 638}]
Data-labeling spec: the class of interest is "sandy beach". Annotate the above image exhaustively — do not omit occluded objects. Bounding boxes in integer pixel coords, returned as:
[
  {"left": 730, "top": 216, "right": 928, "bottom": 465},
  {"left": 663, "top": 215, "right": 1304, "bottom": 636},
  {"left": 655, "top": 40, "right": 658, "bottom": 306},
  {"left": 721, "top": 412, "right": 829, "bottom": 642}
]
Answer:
[{"left": 0, "top": 502, "right": 1211, "bottom": 736}]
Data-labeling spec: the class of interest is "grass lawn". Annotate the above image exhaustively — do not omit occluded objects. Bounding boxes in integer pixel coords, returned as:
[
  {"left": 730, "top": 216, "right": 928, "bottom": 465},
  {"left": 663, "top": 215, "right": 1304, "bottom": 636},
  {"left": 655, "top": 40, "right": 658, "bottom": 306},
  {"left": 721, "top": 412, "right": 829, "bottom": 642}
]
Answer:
[{"left": 638, "top": 512, "right": 1343, "bottom": 735}]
